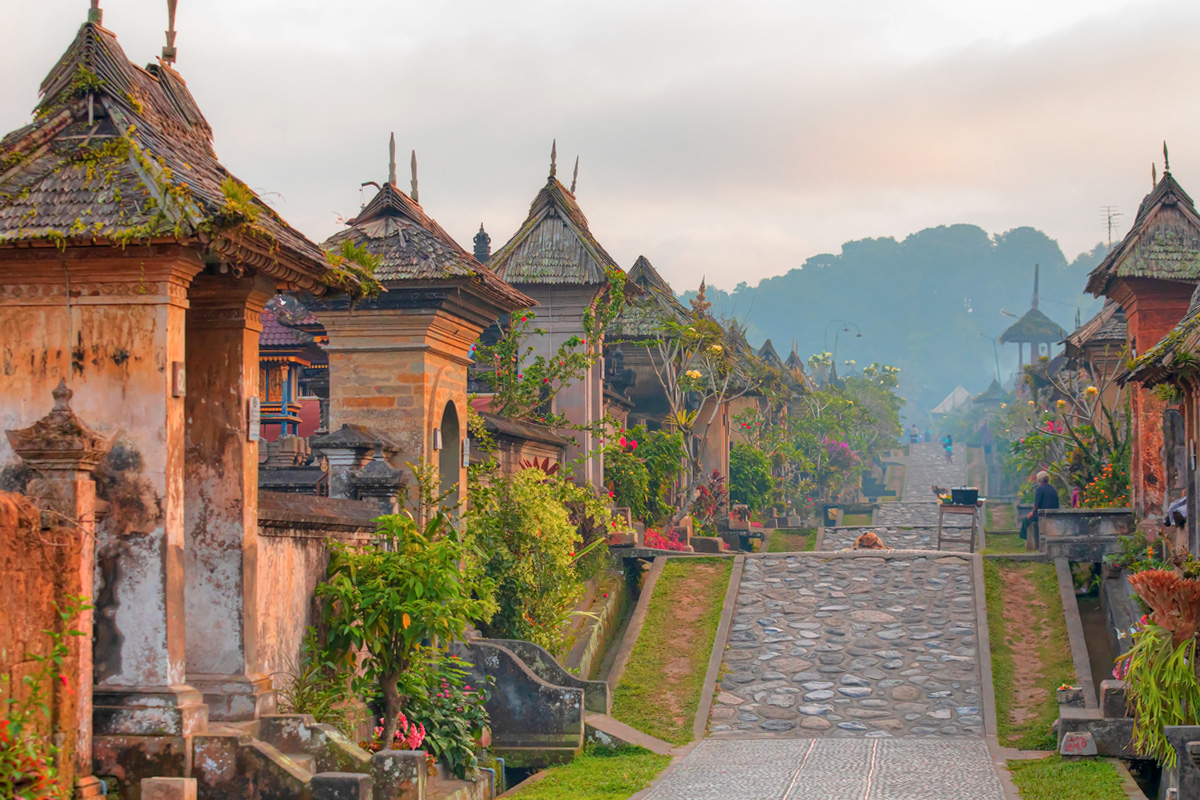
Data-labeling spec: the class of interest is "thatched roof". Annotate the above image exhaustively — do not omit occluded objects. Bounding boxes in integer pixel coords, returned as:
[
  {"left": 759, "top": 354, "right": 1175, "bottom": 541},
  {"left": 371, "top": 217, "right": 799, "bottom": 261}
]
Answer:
[
  {"left": 999, "top": 307, "right": 1067, "bottom": 344},
  {"left": 489, "top": 164, "right": 618, "bottom": 286},
  {"left": 0, "top": 19, "right": 360, "bottom": 295},
  {"left": 1086, "top": 168, "right": 1200, "bottom": 296},
  {"left": 758, "top": 339, "right": 785, "bottom": 370},
  {"left": 323, "top": 180, "right": 531, "bottom": 311},
  {"left": 607, "top": 255, "right": 688, "bottom": 339},
  {"left": 973, "top": 379, "right": 1009, "bottom": 405}
]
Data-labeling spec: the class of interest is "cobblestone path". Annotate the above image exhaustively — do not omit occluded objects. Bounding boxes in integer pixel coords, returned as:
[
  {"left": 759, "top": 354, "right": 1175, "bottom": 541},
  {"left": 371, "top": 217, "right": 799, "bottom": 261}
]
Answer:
[
  {"left": 821, "top": 525, "right": 967, "bottom": 551},
  {"left": 641, "top": 443, "right": 1005, "bottom": 799},
  {"left": 709, "top": 553, "right": 982, "bottom": 739},
  {"left": 641, "top": 738, "right": 1003, "bottom": 800}
]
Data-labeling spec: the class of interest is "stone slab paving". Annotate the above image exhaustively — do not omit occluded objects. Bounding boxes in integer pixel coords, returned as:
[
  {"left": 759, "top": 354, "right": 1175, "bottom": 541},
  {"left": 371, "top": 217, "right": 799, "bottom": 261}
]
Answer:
[
  {"left": 821, "top": 526, "right": 969, "bottom": 552},
  {"left": 641, "top": 738, "right": 1005, "bottom": 799},
  {"left": 709, "top": 554, "right": 982, "bottom": 739}
]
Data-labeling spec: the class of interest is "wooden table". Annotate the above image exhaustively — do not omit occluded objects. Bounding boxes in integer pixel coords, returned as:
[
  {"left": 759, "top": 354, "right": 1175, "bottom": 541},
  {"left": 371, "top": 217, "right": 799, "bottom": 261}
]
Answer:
[{"left": 937, "top": 504, "right": 980, "bottom": 553}]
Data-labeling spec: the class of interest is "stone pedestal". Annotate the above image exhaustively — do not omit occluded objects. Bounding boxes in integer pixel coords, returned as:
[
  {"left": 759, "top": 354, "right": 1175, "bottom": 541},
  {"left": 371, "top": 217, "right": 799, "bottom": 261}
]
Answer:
[{"left": 183, "top": 273, "right": 276, "bottom": 720}]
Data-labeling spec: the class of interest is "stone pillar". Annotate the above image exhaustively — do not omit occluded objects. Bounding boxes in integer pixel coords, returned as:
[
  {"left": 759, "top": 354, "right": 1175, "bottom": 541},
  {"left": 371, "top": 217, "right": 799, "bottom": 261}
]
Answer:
[
  {"left": 7, "top": 381, "right": 111, "bottom": 799},
  {"left": 183, "top": 273, "right": 276, "bottom": 720}
]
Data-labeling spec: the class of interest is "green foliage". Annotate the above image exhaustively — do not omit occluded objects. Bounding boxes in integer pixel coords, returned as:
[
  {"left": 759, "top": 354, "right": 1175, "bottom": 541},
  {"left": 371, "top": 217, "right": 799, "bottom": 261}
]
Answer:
[
  {"left": 506, "top": 744, "right": 670, "bottom": 800},
  {"left": 729, "top": 443, "right": 774, "bottom": 512},
  {"left": 678, "top": 225, "right": 1105, "bottom": 417},
  {"left": 470, "top": 469, "right": 609, "bottom": 654},
  {"left": 399, "top": 651, "right": 492, "bottom": 779},
  {"left": 604, "top": 442, "right": 649, "bottom": 521},
  {"left": 766, "top": 529, "right": 816, "bottom": 553},
  {"left": 1, "top": 595, "right": 91, "bottom": 800},
  {"left": 324, "top": 239, "right": 384, "bottom": 298},
  {"left": 1117, "top": 623, "right": 1200, "bottom": 766},
  {"left": 611, "top": 559, "right": 731, "bottom": 745},
  {"left": 316, "top": 511, "right": 496, "bottom": 746},
  {"left": 603, "top": 426, "right": 685, "bottom": 525},
  {"left": 1006, "top": 756, "right": 1127, "bottom": 800},
  {"left": 219, "top": 176, "right": 260, "bottom": 224},
  {"left": 69, "top": 66, "right": 105, "bottom": 97},
  {"left": 274, "top": 628, "right": 358, "bottom": 738}
]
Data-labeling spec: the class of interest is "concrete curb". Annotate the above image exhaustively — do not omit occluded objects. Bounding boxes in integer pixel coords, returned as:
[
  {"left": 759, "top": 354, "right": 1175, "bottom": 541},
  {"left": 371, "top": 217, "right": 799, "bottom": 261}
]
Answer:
[
  {"left": 1055, "top": 556, "right": 1098, "bottom": 708},
  {"left": 606, "top": 557, "right": 666, "bottom": 693},
  {"left": 972, "top": 552, "right": 1000, "bottom": 740},
  {"left": 691, "top": 554, "right": 745, "bottom": 743},
  {"left": 814, "top": 523, "right": 825, "bottom": 551}
]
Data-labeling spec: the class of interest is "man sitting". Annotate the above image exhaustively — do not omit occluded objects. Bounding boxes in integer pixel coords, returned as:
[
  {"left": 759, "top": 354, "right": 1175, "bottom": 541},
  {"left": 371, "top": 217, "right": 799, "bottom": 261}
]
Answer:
[{"left": 1020, "top": 471, "right": 1059, "bottom": 544}]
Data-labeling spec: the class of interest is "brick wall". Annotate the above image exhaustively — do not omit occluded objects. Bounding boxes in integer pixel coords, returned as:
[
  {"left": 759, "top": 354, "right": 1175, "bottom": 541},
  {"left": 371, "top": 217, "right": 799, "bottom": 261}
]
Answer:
[{"left": 0, "top": 490, "right": 82, "bottom": 787}]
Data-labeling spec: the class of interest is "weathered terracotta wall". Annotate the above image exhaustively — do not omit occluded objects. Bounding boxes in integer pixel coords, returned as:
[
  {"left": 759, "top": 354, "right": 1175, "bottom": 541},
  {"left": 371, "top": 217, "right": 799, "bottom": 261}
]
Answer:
[
  {"left": 255, "top": 492, "right": 376, "bottom": 680},
  {"left": 1114, "top": 278, "right": 1195, "bottom": 517},
  {"left": 0, "top": 491, "right": 82, "bottom": 788}
]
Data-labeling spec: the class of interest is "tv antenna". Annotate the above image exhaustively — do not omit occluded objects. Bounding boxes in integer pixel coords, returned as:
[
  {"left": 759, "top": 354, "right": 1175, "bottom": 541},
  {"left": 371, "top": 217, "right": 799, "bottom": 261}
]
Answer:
[{"left": 1100, "top": 206, "right": 1123, "bottom": 252}]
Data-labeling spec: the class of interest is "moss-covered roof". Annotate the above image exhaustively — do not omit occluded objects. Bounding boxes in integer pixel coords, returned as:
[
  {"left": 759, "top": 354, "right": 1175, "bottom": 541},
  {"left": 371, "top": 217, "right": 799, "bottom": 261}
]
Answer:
[
  {"left": 322, "top": 181, "right": 532, "bottom": 311},
  {"left": 999, "top": 307, "right": 1067, "bottom": 344},
  {"left": 973, "top": 378, "right": 1010, "bottom": 404},
  {"left": 1086, "top": 171, "right": 1200, "bottom": 296},
  {"left": 0, "top": 19, "right": 361, "bottom": 295},
  {"left": 607, "top": 255, "right": 688, "bottom": 339},
  {"left": 488, "top": 172, "right": 618, "bottom": 285}
]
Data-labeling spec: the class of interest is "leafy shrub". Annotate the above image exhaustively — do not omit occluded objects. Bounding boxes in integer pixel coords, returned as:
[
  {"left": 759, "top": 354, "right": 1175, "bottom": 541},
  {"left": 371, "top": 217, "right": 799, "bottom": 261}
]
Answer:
[
  {"left": 274, "top": 628, "right": 358, "bottom": 738},
  {"left": 317, "top": 510, "right": 496, "bottom": 748},
  {"left": 644, "top": 528, "right": 688, "bottom": 551},
  {"left": 605, "top": 437, "right": 650, "bottom": 521},
  {"left": 471, "top": 469, "right": 606, "bottom": 653},
  {"left": 399, "top": 652, "right": 493, "bottom": 779},
  {"left": 729, "top": 444, "right": 774, "bottom": 513},
  {"left": 693, "top": 470, "right": 728, "bottom": 531}
]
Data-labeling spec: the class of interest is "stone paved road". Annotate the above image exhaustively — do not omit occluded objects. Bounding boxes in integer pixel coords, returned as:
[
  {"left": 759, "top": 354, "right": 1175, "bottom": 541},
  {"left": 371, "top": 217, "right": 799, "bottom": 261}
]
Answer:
[
  {"left": 641, "top": 738, "right": 1004, "bottom": 800},
  {"left": 821, "top": 526, "right": 970, "bottom": 552},
  {"left": 710, "top": 553, "right": 982, "bottom": 739}
]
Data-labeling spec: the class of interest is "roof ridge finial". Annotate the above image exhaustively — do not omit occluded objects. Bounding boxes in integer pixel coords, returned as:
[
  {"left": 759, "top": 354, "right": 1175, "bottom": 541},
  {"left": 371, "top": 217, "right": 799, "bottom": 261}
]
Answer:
[
  {"left": 162, "top": 0, "right": 179, "bottom": 64},
  {"left": 1164, "top": 141, "right": 1171, "bottom": 174},
  {"left": 410, "top": 150, "right": 419, "bottom": 205},
  {"left": 1153, "top": 163, "right": 1158, "bottom": 188},
  {"left": 88, "top": 0, "right": 103, "bottom": 24},
  {"left": 550, "top": 139, "right": 557, "bottom": 179},
  {"left": 1032, "top": 263, "right": 1040, "bottom": 310},
  {"left": 388, "top": 133, "right": 397, "bottom": 187},
  {"left": 570, "top": 156, "right": 579, "bottom": 194}
]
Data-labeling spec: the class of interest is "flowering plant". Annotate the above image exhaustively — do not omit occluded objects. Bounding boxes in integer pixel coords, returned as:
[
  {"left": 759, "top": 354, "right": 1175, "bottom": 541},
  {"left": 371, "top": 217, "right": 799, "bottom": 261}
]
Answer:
[
  {"left": 362, "top": 710, "right": 427, "bottom": 752},
  {"left": 644, "top": 528, "right": 688, "bottom": 551}
]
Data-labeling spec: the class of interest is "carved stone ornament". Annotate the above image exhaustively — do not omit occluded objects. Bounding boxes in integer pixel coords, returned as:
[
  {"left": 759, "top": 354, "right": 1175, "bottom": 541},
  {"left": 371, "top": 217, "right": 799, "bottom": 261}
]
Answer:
[{"left": 6, "top": 379, "right": 112, "bottom": 472}]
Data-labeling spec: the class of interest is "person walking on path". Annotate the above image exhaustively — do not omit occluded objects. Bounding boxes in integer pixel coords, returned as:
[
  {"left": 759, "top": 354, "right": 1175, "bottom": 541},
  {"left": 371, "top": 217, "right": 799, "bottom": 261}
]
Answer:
[
  {"left": 943, "top": 434, "right": 953, "bottom": 463},
  {"left": 1021, "top": 471, "right": 1060, "bottom": 543}
]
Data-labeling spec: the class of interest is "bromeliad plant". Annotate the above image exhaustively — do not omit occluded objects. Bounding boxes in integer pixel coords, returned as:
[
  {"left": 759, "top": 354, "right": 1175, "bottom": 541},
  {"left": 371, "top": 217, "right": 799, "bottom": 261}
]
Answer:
[
  {"left": 316, "top": 510, "right": 497, "bottom": 749},
  {"left": 1116, "top": 569, "right": 1200, "bottom": 766}
]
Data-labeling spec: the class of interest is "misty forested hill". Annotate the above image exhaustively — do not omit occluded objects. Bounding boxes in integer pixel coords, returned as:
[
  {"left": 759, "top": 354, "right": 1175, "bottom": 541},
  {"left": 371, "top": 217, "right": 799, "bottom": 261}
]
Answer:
[{"left": 679, "top": 225, "right": 1106, "bottom": 421}]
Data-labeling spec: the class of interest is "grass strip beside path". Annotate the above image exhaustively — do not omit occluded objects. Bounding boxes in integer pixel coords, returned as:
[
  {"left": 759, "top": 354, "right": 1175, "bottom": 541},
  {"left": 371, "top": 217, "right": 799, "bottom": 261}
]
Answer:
[
  {"left": 983, "top": 534, "right": 1026, "bottom": 555},
  {"left": 767, "top": 528, "right": 817, "bottom": 553},
  {"left": 1007, "top": 756, "right": 1126, "bottom": 800},
  {"left": 841, "top": 513, "right": 873, "bottom": 526},
  {"left": 612, "top": 557, "right": 732, "bottom": 745},
  {"left": 984, "top": 560, "right": 1075, "bottom": 749},
  {"left": 507, "top": 745, "right": 670, "bottom": 800}
]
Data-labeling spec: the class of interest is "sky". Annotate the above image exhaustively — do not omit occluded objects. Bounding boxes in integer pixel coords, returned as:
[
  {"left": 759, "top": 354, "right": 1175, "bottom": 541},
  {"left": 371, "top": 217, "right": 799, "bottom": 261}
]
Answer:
[{"left": 2, "top": 0, "right": 1198, "bottom": 293}]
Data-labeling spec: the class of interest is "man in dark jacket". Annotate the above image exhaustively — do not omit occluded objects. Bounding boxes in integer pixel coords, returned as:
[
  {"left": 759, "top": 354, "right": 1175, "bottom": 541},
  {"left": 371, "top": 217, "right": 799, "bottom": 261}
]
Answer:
[{"left": 1020, "top": 471, "right": 1060, "bottom": 543}]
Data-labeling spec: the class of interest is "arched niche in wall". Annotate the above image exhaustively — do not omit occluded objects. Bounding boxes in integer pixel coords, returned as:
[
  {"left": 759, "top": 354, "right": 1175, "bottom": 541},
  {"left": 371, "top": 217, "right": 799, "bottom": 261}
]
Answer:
[{"left": 438, "top": 401, "right": 461, "bottom": 510}]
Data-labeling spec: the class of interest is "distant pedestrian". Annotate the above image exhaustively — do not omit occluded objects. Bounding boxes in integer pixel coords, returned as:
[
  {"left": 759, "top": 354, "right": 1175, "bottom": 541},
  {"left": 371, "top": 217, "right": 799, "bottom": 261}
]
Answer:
[
  {"left": 1021, "top": 471, "right": 1060, "bottom": 543},
  {"left": 943, "top": 434, "right": 953, "bottom": 463},
  {"left": 909, "top": 425, "right": 920, "bottom": 444},
  {"left": 923, "top": 428, "right": 931, "bottom": 443}
]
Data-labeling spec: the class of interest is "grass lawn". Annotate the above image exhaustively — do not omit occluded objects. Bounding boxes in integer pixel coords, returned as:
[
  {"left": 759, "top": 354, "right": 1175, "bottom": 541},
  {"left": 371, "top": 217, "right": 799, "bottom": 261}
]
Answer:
[
  {"left": 507, "top": 745, "right": 671, "bottom": 800},
  {"left": 986, "top": 501, "right": 1016, "bottom": 531},
  {"left": 1007, "top": 756, "right": 1127, "bottom": 800},
  {"left": 767, "top": 528, "right": 817, "bottom": 553},
  {"left": 612, "top": 557, "right": 732, "bottom": 745},
  {"left": 982, "top": 534, "right": 1026, "bottom": 555},
  {"left": 841, "top": 512, "right": 873, "bottom": 526},
  {"left": 984, "top": 560, "right": 1075, "bottom": 749}
]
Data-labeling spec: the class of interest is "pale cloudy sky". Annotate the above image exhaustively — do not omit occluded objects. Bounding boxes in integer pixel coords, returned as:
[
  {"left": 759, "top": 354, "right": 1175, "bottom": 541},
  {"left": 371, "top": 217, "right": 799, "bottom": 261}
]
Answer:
[{"left": 2, "top": 0, "right": 1197, "bottom": 291}]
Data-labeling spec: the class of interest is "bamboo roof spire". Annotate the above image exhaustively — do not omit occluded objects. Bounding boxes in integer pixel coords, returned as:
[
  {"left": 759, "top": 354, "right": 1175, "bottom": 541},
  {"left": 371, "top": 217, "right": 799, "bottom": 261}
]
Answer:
[
  {"left": 571, "top": 156, "right": 579, "bottom": 194},
  {"left": 162, "top": 0, "right": 178, "bottom": 64},
  {"left": 388, "top": 133, "right": 397, "bottom": 186},
  {"left": 89, "top": 0, "right": 102, "bottom": 24},
  {"left": 410, "top": 150, "right": 419, "bottom": 205},
  {"left": 549, "top": 139, "right": 557, "bottom": 178}
]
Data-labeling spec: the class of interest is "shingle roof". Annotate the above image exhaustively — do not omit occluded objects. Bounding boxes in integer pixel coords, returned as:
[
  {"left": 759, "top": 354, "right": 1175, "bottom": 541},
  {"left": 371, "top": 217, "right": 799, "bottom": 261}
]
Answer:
[
  {"left": 999, "top": 307, "right": 1067, "bottom": 344},
  {"left": 758, "top": 339, "right": 785, "bottom": 369},
  {"left": 260, "top": 311, "right": 313, "bottom": 348},
  {"left": 1086, "top": 170, "right": 1200, "bottom": 296},
  {"left": 322, "top": 181, "right": 531, "bottom": 310},
  {"left": 0, "top": 20, "right": 358, "bottom": 296},
  {"left": 973, "top": 379, "right": 1009, "bottom": 404},
  {"left": 1063, "top": 301, "right": 1126, "bottom": 359},
  {"left": 489, "top": 172, "right": 618, "bottom": 285},
  {"left": 608, "top": 255, "right": 688, "bottom": 338}
]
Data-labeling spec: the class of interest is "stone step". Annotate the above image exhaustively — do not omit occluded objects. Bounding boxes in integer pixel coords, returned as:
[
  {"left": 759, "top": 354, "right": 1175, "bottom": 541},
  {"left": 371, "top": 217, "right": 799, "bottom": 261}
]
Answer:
[
  {"left": 283, "top": 752, "right": 316, "bottom": 773},
  {"left": 584, "top": 712, "right": 675, "bottom": 755}
]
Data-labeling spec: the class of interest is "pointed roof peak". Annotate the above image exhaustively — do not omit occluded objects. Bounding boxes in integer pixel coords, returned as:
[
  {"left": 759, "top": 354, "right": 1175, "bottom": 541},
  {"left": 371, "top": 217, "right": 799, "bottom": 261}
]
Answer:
[
  {"left": 388, "top": 133, "right": 397, "bottom": 186},
  {"left": 549, "top": 139, "right": 557, "bottom": 178}
]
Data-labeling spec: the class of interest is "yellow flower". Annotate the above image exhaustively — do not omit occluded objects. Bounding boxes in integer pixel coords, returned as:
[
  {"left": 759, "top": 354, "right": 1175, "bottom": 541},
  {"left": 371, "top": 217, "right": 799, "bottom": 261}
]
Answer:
[
  {"left": 1000, "top": 403, "right": 1007, "bottom": 409},
  {"left": 686, "top": 369, "right": 702, "bottom": 379},
  {"left": 710, "top": 344, "right": 723, "bottom": 352},
  {"left": 1085, "top": 386, "right": 1099, "bottom": 397},
  {"left": 1028, "top": 400, "right": 1036, "bottom": 407},
  {"left": 1056, "top": 399, "right": 1066, "bottom": 409}
]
